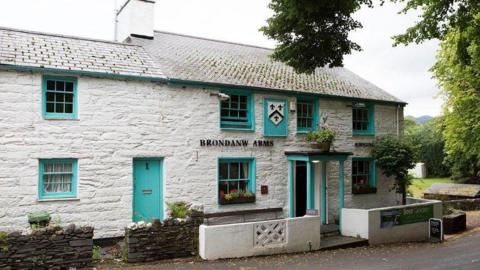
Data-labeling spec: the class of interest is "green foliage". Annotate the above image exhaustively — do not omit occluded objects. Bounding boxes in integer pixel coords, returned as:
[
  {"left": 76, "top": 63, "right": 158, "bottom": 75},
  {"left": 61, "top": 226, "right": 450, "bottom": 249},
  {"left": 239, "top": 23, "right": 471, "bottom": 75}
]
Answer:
[
  {"left": 260, "top": 0, "right": 373, "bottom": 73},
  {"left": 92, "top": 245, "right": 102, "bottom": 263},
  {"left": 372, "top": 136, "right": 415, "bottom": 204},
  {"left": 391, "top": 0, "right": 479, "bottom": 47},
  {"left": 166, "top": 201, "right": 191, "bottom": 219},
  {"left": 224, "top": 190, "right": 255, "bottom": 201},
  {"left": 305, "top": 128, "right": 336, "bottom": 144},
  {"left": 404, "top": 117, "right": 451, "bottom": 177},
  {"left": 432, "top": 22, "right": 480, "bottom": 180},
  {"left": 0, "top": 231, "right": 8, "bottom": 253}
]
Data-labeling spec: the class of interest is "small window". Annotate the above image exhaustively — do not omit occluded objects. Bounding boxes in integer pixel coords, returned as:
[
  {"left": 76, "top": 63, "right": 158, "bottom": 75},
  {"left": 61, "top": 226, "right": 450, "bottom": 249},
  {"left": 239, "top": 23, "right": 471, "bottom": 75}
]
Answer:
[
  {"left": 43, "top": 76, "right": 77, "bottom": 119},
  {"left": 352, "top": 102, "right": 374, "bottom": 135},
  {"left": 220, "top": 91, "right": 254, "bottom": 130},
  {"left": 218, "top": 158, "right": 255, "bottom": 204},
  {"left": 352, "top": 158, "right": 376, "bottom": 194},
  {"left": 297, "top": 97, "right": 318, "bottom": 133},
  {"left": 39, "top": 159, "right": 78, "bottom": 199}
]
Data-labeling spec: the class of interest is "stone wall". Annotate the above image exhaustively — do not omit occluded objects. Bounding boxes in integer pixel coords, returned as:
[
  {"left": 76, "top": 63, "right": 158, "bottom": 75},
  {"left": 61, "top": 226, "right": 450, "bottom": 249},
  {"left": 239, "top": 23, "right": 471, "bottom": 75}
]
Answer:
[
  {"left": 125, "top": 213, "right": 203, "bottom": 263},
  {"left": 0, "top": 224, "right": 93, "bottom": 269},
  {"left": 0, "top": 70, "right": 401, "bottom": 237},
  {"left": 443, "top": 198, "right": 480, "bottom": 211}
]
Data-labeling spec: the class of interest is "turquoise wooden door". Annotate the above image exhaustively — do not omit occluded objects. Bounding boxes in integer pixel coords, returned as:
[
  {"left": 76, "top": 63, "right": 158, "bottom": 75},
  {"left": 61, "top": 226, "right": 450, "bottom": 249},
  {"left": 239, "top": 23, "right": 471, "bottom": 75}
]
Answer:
[{"left": 133, "top": 159, "right": 163, "bottom": 222}]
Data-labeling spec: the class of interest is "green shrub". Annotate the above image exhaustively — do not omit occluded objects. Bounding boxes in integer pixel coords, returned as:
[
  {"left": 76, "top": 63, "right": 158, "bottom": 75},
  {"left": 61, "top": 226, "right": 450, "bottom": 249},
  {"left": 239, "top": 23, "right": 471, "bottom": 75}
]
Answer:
[
  {"left": 92, "top": 245, "right": 102, "bottom": 263},
  {"left": 305, "top": 128, "right": 336, "bottom": 144},
  {"left": 167, "top": 201, "right": 191, "bottom": 219}
]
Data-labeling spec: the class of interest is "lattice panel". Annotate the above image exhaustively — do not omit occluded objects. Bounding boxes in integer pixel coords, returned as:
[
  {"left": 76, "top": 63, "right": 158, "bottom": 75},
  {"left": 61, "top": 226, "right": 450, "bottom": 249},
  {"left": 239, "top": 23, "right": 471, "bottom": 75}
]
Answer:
[{"left": 254, "top": 221, "right": 286, "bottom": 247}]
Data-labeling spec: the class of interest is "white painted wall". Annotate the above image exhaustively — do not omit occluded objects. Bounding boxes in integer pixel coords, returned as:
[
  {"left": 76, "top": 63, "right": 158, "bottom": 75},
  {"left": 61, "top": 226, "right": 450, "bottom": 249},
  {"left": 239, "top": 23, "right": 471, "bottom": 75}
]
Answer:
[
  {"left": 341, "top": 198, "right": 443, "bottom": 245},
  {"left": 0, "top": 70, "right": 401, "bottom": 237},
  {"left": 116, "top": 0, "right": 155, "bottom": 42},
  {"left": 199, "top": 216, "right": 321, "bottom": 260}
]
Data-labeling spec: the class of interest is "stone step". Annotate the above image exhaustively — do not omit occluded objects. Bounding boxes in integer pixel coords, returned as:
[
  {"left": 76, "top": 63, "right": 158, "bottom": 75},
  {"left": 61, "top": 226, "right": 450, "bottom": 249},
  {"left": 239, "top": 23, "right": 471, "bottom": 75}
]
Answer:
[
  {"left": 320, "top": 224, "right": 340, "bottom": 237},
  {"left": 320, "top": 235, "right": 369, "bottom": 251},
  {"left": 321, "top": 230, "right": 340, "bottom": 237}
]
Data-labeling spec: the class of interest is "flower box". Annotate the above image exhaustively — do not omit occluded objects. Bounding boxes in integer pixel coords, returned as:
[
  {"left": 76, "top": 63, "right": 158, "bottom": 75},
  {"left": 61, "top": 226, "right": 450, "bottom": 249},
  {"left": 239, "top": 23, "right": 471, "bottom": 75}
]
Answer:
[
  {"left": 352, "top": 186, "right": 377, "bottom": 194},
  {"left": 219, "top": 195, "right": 256, "bottom": 205}
]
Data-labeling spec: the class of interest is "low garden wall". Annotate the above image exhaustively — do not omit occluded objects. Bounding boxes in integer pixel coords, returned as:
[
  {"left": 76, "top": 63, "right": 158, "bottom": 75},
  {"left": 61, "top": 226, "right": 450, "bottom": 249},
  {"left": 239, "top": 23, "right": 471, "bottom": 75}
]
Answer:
[
  {"left": 199, "top": 216, "right": 321, "bottom": 260},
  {"left": 443, "top": 198, "right": 480, "bottom": 211},
  {"left": 341, "top": 198, "right": 442, "bottom": 245},
  {"left": 0, "top": 224, "right": 93, "bottom": 269},
  {"left": 125, "top": 211, "right": 204, "bottom": 263}
]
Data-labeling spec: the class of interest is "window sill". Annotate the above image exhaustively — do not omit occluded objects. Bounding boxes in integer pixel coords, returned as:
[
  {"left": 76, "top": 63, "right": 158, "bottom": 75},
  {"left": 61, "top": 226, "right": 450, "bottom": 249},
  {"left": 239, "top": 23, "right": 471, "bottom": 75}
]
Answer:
[
  {"left": 352, "top": 187, "right": 377, "bottom": 195},
  {"left": 37, "top": 197, "right": 80, "bottom": 202},
  {"left": 221, "top": 127, "right": 255, "bottom": 132},
  {"left": 352, "top": 132, "right": 375, "bottom": 136},
  {"left": 43, "top": 117, "right": 79, "bottom": 121},
  {"left": 219, "top": 196, "right": 256, "bottom": 205}
]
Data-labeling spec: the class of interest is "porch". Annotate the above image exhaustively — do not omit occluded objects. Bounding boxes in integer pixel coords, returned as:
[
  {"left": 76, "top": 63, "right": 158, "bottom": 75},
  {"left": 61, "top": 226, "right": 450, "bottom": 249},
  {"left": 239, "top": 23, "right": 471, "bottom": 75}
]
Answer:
[{"left": 285, "top": 150, "right": 352, "bottom": 224}]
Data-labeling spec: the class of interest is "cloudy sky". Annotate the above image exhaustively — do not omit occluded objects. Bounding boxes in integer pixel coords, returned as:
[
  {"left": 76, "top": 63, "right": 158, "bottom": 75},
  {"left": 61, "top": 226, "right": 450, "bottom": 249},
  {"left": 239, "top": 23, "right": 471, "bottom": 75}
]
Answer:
[{"left": 0, "top": 0, "right": 442, "bottom": 117}]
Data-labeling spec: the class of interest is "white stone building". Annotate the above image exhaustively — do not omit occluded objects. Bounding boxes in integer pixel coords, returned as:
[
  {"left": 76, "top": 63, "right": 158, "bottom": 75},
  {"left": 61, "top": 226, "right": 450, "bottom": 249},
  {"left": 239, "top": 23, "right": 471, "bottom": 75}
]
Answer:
[{"left": 0, "top": 0, "right": 405, "bottom": 238}]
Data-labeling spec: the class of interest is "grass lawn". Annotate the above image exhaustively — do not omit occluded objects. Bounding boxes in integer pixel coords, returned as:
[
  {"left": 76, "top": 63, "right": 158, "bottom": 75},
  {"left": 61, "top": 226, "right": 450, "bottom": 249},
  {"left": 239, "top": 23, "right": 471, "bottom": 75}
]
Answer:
[{"left": 408, "top": 177, "right": 453, "bottom": 198}]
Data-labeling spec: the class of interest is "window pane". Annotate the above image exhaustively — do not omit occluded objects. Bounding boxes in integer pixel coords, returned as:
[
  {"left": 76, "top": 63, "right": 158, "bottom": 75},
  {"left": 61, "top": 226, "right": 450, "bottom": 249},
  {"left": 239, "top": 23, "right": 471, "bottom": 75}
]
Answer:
[
  {"left": 219, "top": 163, "right": 228, "bottom": 180},
  {"left": 55, "top": 103, "right": 64, "bottom": 113},
  {"left": 65, "top": 103, "right": 73, "bottom": 113},
  {"left": 46, "top": 80, "right": 55, "bottom": 90},
  {"left": 55, "top": 93, "right": 64, "bottom": 103},
  {"left": 239, "top": 162, "right": 249, "bottom": 179},
  {"left": 229, "top": 181, "right": 239, "bottom": 193},
  {"left": 46, "top": 92, "right": 55, "bottom": 102},
  {"left": 219, "top": 181, "right": 228, "bottom": 196},
  {"left": 55, "top": 81, "right": 65, "bottom": 91},
  {"left": 239, "top": 180, "right": 248, "bottom": 192},
  {"left": 65, "top": 82, "right": 74, "bottom": 92},
  {"left": 65, "top": 93, "right": 73, "bottom": 103},
  {"left": 46, "top": 102, "right": 54, "bottom": 112},
  {"left": 229, "top": 162, "right": 239, "bottom": 179}
]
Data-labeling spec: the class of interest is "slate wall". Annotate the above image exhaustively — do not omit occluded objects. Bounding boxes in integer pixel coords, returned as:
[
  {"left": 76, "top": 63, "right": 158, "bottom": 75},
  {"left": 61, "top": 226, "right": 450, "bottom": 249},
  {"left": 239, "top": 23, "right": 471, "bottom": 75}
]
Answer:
[
  {"left": 0, "top": 224, "right": 93, "bottom": 269},
  {"left": 125, "top": 213, "right": 203, "bottom": 263}
]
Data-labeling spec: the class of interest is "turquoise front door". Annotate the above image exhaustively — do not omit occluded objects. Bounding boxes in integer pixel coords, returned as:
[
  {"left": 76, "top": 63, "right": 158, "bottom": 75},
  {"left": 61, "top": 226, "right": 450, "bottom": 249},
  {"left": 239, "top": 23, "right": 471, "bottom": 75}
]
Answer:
[{"left": 133, "top": 159, "right": 163, "bottom": 222}]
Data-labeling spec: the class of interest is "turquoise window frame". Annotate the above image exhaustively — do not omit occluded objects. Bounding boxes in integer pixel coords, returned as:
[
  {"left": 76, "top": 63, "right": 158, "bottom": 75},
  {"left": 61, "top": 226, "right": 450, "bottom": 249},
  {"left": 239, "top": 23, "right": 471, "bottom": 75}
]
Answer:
[
  {"left": 351, "top": 157, "right": 376, "bottom": 189},
  {"left": 219, "top": 89, "right": 255, "bottom": 131},
  {"left": 38, "top": 159, "right": 78, "bottom": 199},
  {"left": 296, "top": 96, "right": 319, "bottom": 133},
  {"left": 352, "top": 102, "right": 375, "bottom": 135},
  {"left": 217, "top": 157, "right": 256, "bottom": 204},
  {"left": 42, "top": 75, "right": 78, "bottom": 120}
]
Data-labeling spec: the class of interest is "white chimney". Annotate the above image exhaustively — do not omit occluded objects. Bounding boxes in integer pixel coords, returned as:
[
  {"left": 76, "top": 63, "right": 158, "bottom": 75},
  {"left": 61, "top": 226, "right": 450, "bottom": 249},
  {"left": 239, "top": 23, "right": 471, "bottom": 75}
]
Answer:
[{"left": 115, "top": 0, "right": 155, "bottom": 42}]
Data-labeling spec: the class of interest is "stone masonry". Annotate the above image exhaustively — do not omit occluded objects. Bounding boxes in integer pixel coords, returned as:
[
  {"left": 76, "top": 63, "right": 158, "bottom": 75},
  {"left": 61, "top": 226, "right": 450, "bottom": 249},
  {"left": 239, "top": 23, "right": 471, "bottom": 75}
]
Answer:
[
  {"left": 0, "top": 224, "right": 93, "bottom": 269},
  {"left": 125, "top": 211, "right": 204, "bottom": 262},
  {"left": 0, "top": 70, "right": 402, "bottom": 238}
]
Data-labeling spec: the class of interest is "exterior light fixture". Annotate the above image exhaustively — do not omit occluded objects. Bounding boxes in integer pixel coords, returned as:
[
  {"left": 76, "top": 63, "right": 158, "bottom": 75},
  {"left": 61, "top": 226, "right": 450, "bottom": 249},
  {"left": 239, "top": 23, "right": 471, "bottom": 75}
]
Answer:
[
  {"left": 210, "top": 92, "right": 230, "bottom": 101},
  {"left": 311, "top": 160, "right": 320, "bottom": 163}
]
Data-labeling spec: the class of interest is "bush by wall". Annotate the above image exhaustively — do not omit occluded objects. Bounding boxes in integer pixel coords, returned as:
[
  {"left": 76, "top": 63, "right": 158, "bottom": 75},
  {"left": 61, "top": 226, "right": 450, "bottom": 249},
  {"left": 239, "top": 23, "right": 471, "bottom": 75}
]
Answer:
[
  {"left": 0, "top": 224, "right": 93, "bottom": 269},
  {"left": 125, "top": 211, "right": 203, "bottom": 263}
]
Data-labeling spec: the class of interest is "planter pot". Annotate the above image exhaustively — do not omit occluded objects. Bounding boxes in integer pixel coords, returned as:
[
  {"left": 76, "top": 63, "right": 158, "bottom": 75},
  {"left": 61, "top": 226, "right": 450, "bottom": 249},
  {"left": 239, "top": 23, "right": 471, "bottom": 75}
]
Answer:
[
  {"left": 219, "top": 195, "right": 256, "bottom": 205},
  {"left": 352, "top": 186, "right": 377, "bottom": 194},
  {"left": 443, "top": 211, "right": 467, "bottom": 234},
  {"left": 311, "top": 142, "right": 331, "bottom": 152}
]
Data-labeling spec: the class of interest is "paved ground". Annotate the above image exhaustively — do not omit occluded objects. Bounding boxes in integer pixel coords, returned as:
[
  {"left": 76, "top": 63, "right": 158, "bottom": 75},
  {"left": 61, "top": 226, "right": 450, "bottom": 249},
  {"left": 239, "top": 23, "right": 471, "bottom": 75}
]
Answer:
[{"left": 98, "top": 211, "right": 480, "bottom": 270}]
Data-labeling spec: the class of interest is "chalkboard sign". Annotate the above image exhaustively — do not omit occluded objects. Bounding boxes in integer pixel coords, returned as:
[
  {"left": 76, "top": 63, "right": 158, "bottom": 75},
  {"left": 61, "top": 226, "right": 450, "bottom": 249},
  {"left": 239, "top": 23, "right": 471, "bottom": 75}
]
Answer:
[{"left": 429, "top": 218, "right": 443, "bottom": 242}]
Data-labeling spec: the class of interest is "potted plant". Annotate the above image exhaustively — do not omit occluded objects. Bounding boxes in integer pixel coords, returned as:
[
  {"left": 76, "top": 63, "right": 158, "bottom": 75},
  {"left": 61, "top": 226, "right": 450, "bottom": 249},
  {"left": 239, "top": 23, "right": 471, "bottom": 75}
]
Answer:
[
  {"left": 306, "top": 114, "right": 336, "bottom": 152},
  {"left": 219, "top": 189, "right": 256, "bottom": 205}
]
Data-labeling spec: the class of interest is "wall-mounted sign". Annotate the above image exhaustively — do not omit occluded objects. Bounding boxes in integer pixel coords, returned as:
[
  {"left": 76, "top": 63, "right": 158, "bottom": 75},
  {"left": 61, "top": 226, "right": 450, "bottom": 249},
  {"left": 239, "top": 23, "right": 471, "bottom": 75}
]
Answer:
[
  {"left": 429, "top": 218, "right": 443, "bottom": 242},
  {"left": 306, "top": 209, "right": 319, "bottom": 216},
  {"left": 355, "top": 142, "right": 374, "bottom": 147},
  {"left": 261, "top": 185, "right": 268, "bottom": 195},
  {"left": 380, "top": 204, "right": 433, "bottom": 228},
  {"left": 200, "top": 139, "right": 274, "bottom": 147},
  {"left": 263, "top": 98, "right": 288, "bottom": 137}
]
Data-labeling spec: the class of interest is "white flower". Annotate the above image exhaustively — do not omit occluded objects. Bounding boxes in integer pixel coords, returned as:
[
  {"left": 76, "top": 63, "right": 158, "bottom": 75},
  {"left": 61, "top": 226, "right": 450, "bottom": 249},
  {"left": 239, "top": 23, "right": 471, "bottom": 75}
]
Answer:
[
  {"left": 126, "top": 222, "right": 137, "bottom": 230},
  {"left": 137, "top": 221, "right": 146, "bottom": 228}
]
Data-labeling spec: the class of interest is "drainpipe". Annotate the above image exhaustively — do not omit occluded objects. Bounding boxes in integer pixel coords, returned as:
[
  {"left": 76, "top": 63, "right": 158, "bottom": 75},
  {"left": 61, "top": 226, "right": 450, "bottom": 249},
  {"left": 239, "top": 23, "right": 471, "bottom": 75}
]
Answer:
[{"left": 396, "top": 105, "right": 400, "bottom": 136}]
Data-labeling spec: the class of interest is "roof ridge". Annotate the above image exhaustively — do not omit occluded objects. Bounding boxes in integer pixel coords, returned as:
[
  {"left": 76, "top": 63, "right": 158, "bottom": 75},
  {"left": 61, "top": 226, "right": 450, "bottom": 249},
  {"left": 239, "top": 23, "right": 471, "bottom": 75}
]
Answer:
[
  {"left": 0, "top": 26, "right": 140, "bottom": 47},
  {"left": 153, "top": 30, "right": 274, "bottom": 51}
]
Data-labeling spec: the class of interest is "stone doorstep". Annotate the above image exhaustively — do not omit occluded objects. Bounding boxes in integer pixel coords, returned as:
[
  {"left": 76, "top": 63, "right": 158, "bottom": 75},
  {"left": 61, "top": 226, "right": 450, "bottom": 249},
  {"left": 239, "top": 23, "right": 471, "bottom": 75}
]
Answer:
[{"left": 320, "top": 235, "right": 369, "bottom": 250}]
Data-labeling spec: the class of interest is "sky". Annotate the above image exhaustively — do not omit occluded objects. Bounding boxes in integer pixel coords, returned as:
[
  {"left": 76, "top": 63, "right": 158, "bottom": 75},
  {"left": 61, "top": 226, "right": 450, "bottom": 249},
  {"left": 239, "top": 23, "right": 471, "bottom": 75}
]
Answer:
[{"left": 0, "top": 0, "right": 443, "bottom": 117}]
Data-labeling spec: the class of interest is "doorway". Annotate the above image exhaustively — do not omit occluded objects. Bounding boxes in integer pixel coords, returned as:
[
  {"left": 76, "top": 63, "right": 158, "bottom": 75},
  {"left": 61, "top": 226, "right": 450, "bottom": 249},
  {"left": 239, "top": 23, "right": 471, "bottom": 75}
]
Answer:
[
  {"left": 133, "top": 158, "right": 163, "bottom": 222},
  {"left": 295, "top": 161, "right": 307, "bottom": 217}
]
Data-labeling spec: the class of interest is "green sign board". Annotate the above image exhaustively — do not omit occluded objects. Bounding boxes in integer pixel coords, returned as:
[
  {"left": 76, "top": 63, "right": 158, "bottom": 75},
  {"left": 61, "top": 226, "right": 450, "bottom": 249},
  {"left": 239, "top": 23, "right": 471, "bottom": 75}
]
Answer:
[{"left": 380, "top": 204, "right": 433, "bottom": 228}]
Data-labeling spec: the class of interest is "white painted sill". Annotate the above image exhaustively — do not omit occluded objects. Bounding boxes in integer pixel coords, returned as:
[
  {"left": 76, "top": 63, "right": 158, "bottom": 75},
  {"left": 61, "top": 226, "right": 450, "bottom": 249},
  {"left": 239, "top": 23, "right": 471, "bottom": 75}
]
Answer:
[{"left": 37, "top": 198, "right": 80, "bottom": 202}]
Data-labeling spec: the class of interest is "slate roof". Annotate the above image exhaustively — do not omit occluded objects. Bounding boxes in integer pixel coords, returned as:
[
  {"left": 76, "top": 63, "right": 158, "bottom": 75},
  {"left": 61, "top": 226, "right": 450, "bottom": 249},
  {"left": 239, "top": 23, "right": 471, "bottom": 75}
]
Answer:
[
  {"left": 425, "top": 183, "right": 480, "bottom": 198},
  {"left": 0, "top": 27, "right": 164, "bottom": 78},
  {"left": 130, "top": 31, "right": 404, "bottom": 104}
]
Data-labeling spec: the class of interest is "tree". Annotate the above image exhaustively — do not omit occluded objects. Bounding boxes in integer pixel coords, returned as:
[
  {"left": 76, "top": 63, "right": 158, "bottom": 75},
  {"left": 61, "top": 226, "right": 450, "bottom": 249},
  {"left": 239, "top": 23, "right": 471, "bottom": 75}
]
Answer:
[
  {"left": 372, "top": 136, "right": 415, "bottom": 205},
  {"left": 260, "top": 0, "right": 372, "bottom": 73},
  {"left": 432, "top": 26, "right": 480, "bottom": 180}
]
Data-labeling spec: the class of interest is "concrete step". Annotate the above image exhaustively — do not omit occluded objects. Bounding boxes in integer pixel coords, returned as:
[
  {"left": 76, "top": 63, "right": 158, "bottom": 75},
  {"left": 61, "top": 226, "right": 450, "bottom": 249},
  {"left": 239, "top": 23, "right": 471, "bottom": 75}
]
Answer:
[
  {"left": 320, "top": 224, "right": 340, "bottom": 238},
  {"left": 320, "top": 235, "right": 369, "bottom": 250}
]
